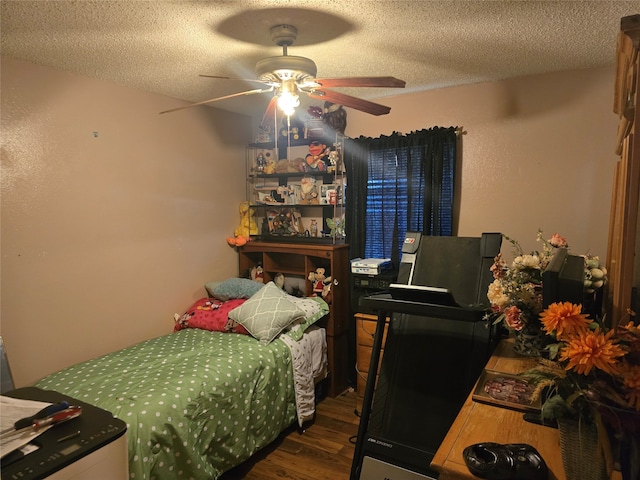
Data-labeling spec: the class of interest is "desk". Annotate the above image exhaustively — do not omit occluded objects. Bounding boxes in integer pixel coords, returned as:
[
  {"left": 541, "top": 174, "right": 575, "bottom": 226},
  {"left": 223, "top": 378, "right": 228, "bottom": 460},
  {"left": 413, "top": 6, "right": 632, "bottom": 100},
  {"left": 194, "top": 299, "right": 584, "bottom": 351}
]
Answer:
[{"left": 430, "top": 339, "right": 622, "bottom": 480}]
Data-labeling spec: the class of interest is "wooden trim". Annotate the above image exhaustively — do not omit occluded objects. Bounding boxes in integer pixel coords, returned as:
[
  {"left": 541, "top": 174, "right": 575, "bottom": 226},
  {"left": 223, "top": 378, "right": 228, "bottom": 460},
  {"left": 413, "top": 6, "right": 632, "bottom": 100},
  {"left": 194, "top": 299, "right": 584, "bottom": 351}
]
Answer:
[{"left": 606, "top": 15, "right": 640, "bottom": 327}]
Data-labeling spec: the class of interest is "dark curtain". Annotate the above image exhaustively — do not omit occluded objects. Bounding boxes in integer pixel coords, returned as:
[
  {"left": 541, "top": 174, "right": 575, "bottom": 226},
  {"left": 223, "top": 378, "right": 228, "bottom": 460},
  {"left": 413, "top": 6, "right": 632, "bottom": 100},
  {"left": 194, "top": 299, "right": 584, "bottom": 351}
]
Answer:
[
  {"left": 344, "top": 127, "right": 457, "bottom": 266},
  {"left": 343, "top": 138, "right": 369, "bottom": 259}
]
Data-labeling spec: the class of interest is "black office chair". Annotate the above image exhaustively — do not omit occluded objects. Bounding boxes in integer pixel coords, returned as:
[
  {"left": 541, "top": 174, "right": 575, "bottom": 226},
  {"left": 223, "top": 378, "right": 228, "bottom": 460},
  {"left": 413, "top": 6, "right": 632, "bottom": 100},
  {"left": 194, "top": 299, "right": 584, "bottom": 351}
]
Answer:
[{"left": 0, "top": 336, "right": 15, "bottom": 394}]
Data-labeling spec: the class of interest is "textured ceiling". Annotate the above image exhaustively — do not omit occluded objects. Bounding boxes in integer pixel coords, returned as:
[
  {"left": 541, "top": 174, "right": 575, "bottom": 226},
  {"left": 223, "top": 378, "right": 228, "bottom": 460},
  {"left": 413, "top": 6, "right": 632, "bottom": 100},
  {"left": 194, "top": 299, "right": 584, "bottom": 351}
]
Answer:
[{"left": 1, "top": 1, "right": 638, "bottom": 118}]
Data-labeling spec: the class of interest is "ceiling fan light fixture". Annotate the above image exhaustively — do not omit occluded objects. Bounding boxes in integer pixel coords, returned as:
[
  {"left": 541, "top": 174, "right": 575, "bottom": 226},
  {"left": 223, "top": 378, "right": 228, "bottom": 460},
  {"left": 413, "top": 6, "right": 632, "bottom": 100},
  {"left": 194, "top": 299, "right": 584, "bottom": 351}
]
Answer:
[
  {"left": 277, "top": 79, "right": 299, "bottom": 116},
  {"left": 277, "top": 91, "right": 299, "bottom": 116}
]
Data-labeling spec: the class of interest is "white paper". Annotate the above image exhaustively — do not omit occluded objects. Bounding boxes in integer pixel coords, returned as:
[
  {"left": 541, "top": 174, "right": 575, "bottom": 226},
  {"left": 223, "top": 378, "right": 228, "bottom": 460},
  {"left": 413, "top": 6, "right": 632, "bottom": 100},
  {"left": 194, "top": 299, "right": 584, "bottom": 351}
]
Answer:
[{"left": 0, "top": 396, "right": 53, "bottom": 457}]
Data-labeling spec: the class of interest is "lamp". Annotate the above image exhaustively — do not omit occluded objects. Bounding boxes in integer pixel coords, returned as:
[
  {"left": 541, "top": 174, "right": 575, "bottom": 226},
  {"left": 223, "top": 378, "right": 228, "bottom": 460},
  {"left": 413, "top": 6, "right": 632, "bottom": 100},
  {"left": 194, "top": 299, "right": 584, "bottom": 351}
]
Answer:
[{"left": 277, "top": 79, "right": 300, "bottom": 116}]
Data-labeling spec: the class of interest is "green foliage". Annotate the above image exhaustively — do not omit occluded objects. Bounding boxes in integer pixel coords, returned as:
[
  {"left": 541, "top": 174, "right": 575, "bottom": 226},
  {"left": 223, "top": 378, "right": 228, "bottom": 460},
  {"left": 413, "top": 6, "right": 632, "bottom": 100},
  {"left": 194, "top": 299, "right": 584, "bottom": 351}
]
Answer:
[{"left": 540, "top": 394, "right": 571, "bottom": 421}]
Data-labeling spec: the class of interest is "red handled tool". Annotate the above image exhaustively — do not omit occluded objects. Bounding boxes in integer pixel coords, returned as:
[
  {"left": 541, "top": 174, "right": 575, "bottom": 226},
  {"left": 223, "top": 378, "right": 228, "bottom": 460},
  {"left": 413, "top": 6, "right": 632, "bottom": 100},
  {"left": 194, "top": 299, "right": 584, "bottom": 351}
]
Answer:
[
  {"left": 0, "top": 401, "right": 70, "bottom": 435},
  {"left": 0, "top": 406, "right": 82, "bottom": 440}
]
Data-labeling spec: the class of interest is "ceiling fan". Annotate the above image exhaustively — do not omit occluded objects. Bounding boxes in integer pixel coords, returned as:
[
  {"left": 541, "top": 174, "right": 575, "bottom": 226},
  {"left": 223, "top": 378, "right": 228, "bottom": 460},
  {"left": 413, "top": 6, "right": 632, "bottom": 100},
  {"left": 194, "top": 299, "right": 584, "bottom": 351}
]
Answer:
[{"left": 159, "top": 24, "right": 406, "bottom": 125}]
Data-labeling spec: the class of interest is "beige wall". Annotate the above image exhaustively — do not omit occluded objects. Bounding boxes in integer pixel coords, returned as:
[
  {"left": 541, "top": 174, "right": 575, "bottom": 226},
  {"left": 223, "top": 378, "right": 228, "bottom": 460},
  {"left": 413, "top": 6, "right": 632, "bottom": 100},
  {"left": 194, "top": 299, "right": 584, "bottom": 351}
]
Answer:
[
  {"left": 1, "top": 58, "right": 619, "bottom": 388},
  {"left": 346, "top": 66, "right": 618, "bottom": 261},
  {"left": 1, "top": 57, "right": 251, "bottom": 386}
]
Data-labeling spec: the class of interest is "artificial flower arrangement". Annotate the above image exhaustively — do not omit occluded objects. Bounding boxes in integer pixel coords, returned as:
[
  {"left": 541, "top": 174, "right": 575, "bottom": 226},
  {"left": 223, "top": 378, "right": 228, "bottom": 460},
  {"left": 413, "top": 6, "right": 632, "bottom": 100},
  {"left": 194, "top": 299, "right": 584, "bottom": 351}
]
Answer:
[
  {"left": 486, "top": 230, "right": 607, "bottom": 354},
  {"left": 524, "top": 303, "right": 640, "bottom": 479}
]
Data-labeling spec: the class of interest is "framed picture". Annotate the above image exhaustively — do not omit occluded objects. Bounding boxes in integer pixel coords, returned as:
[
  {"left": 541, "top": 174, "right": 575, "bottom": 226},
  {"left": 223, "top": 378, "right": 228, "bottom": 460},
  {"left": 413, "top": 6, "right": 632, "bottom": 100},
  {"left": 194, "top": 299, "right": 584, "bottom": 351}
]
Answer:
[
  {"left": 266, "top": 208, "right": 304, "bottom": 236},
  {"left": 472, "top": 369, "right": 542, "bottom": 413},
  {"left": 320, "top": 184, "right": 340, "bottom": 205}
]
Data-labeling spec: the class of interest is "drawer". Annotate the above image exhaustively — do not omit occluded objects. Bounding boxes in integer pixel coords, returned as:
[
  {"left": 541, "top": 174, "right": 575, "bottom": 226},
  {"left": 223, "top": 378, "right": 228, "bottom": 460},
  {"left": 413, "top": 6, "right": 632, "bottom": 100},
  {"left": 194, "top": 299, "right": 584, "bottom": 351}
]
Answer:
[
  {"left": 356, "top": 315, "right": 389, "bottom": 347},
  {"left": 355, "top": 313, "right": 389, "bottom": 414},
  {"left": 357, "top": 344, "right": 384, "bottom": 374}
]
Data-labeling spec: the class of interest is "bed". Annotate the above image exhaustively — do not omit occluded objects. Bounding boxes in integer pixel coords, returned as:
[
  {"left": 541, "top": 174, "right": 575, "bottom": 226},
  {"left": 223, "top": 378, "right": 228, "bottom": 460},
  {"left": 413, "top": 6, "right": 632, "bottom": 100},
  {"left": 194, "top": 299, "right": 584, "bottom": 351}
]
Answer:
[{"left": 35, "top": 280, "right": 329, "bottom": 480}]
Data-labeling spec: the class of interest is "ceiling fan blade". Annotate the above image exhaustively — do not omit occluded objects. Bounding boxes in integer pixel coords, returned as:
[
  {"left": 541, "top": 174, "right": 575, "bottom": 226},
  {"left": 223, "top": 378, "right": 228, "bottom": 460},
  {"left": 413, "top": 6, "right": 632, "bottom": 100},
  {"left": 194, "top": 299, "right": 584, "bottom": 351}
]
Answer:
[
  {"left": 309, "top": 89, "right": 392, "bottom": 116},
  {"left": 261, "top": 96, "right": 279, "bottom": 128},
  {"left": 159, "top": 88, "right": 273, "bottom": 115},
  {"left": 199, "top": 75, "right": 269, "bottom": 85},
  {"left": 314, "top": 76, "right": 406, "bottom": 88}
]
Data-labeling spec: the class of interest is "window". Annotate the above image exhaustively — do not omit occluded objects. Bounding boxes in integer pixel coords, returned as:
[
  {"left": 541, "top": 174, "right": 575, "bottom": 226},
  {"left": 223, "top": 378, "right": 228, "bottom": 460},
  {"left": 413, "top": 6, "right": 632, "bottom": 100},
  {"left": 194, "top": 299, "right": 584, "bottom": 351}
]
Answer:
[{"left": 345, "top": 128, "right": 457, "bottom": 265}]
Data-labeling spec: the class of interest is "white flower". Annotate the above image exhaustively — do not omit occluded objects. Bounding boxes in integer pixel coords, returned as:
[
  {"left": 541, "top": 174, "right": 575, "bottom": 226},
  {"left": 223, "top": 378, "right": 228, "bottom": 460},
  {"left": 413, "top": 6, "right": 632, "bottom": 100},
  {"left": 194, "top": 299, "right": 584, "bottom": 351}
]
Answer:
[
  {"left": 487, "top": 280, "right": 510, "bottom": 308},
  {"left": 513, "top": 254, "right": 541, "bottom": 269}
]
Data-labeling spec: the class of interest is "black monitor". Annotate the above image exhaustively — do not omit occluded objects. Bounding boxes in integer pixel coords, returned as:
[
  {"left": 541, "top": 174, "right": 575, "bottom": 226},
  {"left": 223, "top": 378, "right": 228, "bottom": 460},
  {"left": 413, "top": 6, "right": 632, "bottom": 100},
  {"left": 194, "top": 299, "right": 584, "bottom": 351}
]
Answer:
[{"left": 542, "top": 248, "right": 601, "bottom": 318}]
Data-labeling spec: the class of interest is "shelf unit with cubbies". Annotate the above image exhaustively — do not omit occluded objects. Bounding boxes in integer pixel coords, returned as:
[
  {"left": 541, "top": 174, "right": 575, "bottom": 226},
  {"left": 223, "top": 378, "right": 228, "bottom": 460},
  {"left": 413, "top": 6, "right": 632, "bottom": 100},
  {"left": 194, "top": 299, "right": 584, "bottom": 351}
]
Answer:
[{"left": 237, "top": 241, "right": 350, "bottom": 397}]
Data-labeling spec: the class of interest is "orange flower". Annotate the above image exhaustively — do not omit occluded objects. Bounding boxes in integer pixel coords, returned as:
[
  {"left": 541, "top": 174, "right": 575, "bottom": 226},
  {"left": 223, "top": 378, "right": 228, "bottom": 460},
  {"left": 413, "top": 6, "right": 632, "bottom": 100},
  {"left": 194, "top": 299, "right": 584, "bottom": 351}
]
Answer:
[
  {"left": 621, "top": 320, "right": 640, "bottom": 334},
  {"left": 540, "top": 302, "right": 591, "bottom": 339},
  {"left": 619, "top": 363, "right": 640, "bottom": 411},
  {"left": 560, "top": 328, "right": 626, "bottom": 376}
]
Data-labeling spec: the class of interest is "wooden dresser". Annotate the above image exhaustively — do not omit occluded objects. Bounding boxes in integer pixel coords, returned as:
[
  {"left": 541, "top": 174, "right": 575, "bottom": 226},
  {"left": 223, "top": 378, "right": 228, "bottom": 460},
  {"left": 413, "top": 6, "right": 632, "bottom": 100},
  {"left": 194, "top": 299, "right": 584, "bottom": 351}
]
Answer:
[
  {"left": 431, "top": 338, "right": 622, "bottom": 480},
  {"left": 354, "top": 313, "right": 389, "bottom": 413}
]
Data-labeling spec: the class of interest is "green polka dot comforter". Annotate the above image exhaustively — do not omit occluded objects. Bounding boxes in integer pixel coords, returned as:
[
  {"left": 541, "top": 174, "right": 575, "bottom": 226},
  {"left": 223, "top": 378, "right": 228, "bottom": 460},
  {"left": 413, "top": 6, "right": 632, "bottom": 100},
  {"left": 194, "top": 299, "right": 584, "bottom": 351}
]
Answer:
[{"left": 36, "top": 328, "right": 297, "bottom": 480}]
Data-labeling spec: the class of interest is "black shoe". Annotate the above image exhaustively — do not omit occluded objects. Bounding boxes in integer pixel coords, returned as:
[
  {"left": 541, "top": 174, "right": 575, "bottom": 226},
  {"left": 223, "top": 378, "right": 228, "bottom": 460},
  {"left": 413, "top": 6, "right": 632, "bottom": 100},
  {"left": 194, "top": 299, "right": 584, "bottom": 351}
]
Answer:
[{"left": 462, "top": 442, "right": 548, "bottom": 479}]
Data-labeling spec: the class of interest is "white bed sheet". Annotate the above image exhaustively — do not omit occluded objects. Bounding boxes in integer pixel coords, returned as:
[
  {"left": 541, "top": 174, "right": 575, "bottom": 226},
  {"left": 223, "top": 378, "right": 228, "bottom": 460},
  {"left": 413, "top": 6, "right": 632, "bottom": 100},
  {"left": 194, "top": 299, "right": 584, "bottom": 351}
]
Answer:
[{"left": 279, "top": 325, "right": 327, "bottom": 426}]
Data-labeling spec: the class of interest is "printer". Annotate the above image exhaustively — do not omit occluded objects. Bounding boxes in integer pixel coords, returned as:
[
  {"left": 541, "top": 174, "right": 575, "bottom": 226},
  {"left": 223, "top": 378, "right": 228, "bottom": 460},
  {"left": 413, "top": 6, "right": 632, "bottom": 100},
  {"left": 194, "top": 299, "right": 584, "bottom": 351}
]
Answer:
[
  {"left": 350, "top": 258, "right": 393, "bottom": 275},
  {"left": 1, "top": 387, "right": 127, "bottom": 480}
]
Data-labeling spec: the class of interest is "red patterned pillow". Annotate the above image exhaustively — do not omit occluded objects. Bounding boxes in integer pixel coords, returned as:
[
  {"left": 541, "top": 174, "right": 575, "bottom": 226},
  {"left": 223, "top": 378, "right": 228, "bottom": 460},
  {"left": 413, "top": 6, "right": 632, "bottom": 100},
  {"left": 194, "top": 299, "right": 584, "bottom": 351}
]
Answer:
[{"left": 174, "top": 298, "right": 249, "bottom": 334}]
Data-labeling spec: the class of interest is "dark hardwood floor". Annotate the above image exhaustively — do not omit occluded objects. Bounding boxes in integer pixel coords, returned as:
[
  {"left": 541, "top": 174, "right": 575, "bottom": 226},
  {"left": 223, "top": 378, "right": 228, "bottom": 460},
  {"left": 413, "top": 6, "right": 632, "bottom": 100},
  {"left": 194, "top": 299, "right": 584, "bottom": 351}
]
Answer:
[{"left": 220, "top": 388, "right": 360, "bottom": 480}]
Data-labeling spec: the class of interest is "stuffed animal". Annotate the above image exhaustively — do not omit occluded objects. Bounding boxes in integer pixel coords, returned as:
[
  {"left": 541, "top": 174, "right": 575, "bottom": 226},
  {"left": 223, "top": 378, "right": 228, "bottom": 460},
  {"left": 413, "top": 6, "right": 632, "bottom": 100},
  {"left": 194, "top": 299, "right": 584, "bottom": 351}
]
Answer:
[
  {"left": 275, "top": 158, "right": 302, "bottom": 174},
  {"left": 284, "top": 276, "right": 306, "bottom": 297},
  {"left": 300, "top": 141, "right": 328, "bottom": 172},
  {"left": 239, "top": 264, "right": 263, "bottom": 282},
  {"left": 250, "top": 265, "right": 264, "bottom": 282},
  {"left": 263, "top": 154, "right": 276, "bottom": 174},
  {"left": 299, "top": 176, "right": 319, "bottom": 205},
  {"left": 227, "top": 201, "right": 258, "bottom": 247},
  {"left": 323, "top": 101, "right": 347, "bottom": 134},
  {"left": 308, "top": 268, "right": 332, "bottom": 297},
  {"left": 274, "top": 272, "right": 285, "bottom": 289},
  {"left": 272, "top": 273, "right": 306, "bottom": 297},
  {"left": 321, "top": 278, "right": 335, "bottom": 303},
  {"left": 275, "top": 159, "right": 289, "bottom": 174}
]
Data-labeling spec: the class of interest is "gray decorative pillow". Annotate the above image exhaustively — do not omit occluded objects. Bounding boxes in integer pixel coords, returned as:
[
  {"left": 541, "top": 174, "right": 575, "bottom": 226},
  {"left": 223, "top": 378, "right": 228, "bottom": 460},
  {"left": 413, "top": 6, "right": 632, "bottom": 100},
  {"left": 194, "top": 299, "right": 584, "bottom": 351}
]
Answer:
[
  {"left": 282, "top": 296, "right": 329, "bottom": 341},
  {"left": 205, "top": 277, "right": 265, "bottom": 301},
  {"left": 228, "top": 282, "right": 306, "bottom": 345}
]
